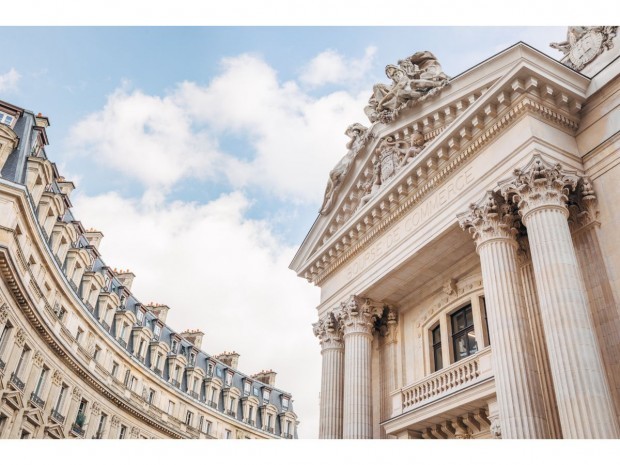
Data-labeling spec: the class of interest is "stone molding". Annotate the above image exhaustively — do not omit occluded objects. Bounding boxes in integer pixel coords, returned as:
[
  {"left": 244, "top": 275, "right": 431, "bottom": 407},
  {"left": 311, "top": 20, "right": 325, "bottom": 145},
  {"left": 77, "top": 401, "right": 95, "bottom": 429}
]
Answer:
[
  {"left": 499, "top": 155, "right": 580, "bottom": 222},
  {"left": 51, "top": 369, "right": 63, "bottom": 386},
  {"left": 303, "top": 73, "right": 585, "bottom": 285},
  {"left": 458, "top": 191, "right": 520, "bottom": 250},
  {"left": 33, "top": 350, "right": 44, "bottom": 368},
  {"left": 0, "top": 302, "right": 8, "bottom": 325}
]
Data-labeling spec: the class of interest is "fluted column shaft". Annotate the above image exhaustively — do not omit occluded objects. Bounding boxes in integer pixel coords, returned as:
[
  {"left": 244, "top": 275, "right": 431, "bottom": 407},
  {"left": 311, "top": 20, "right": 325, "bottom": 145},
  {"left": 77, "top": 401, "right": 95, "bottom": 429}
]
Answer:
[
  {"left": 343, "top": 329, "right": 373, "bottom": 439},
  {"left": 460, "top": 191, "right": 548, "bottom": 438},
  {"left": 319, "top": 344, "right": 344, "bottom": 438},
  {"left": 519, "top": 257, "right": 563, "bottom": 438},
  {"left": 478, "top": 237, "right": 549, "bottom": 438},
  {"left": 571, "top": 222, "right": 620, "bottom": 424},
  {"left": 523, "top": 206, "right": 618, "bottom": 437},
  {"left": 501, "top": 156, "right": 619, "bottom": 438},
  {"left": 314, "top": 312, "right": 344, "bottom": 438}
]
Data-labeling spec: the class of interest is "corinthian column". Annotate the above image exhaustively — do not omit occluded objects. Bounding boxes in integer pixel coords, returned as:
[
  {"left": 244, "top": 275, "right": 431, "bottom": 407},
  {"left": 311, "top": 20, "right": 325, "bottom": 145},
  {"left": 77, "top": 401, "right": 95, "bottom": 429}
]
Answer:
[
  {"left": 458, "top": 191, "right": 548, "bottom": 438},
  {"left": 500, "top": 156, "right": 619, "bottom": 438},
  {"left": 313, "top": 312, "right": 344, "bottom": 439},
  {"left": 339, "top": 296, "right": 381, "bottom": 439}
]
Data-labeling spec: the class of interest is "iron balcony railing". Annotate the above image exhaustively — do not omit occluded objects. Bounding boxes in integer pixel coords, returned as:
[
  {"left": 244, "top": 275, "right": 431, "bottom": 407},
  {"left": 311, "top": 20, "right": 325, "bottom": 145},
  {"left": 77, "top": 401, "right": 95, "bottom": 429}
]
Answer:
[
  {"left": 153, "top": 367, "right": 162, "bottom": 376},
  {"left": 30, "top": 392, "right": 45, "bottom": 409},
  {"left": 9, "top": 372, "right": 25, "bottom": 392},
  {"left": 189, "top": 391, "right": 199, "bottom": 400},
  {"left": 0, "top": 358, "right": 5, "bottom": 372},
  {"left": 284, "top": 433, "right": 294, "bottom": 439},
  {"left": 225, "top": 410, "right": 236, "bottom": 418},
  {"left": 171, "top": 379, "right": 181, "bottom": 389},
  {"left": 266, "top": 427, "right": 274, "bottom": 434},
  {"left": 118, "top": 339, "right": 127, "bottom": 349},
  {"left": 71, "top": 423, "right": 86, "bottom": 437},
  {"left": 84, "top": 302, "right": 94, "bottom": 313},
  {"left": 50, "top": 409, "right": 65, "bottom": 425},
  {"left": 69, "top": 280, "right": 78, "bottom": 293},
  {"left": 101, "top": 321, "right": 110, "bottom": 332},
  {"left": 207, "top": 400, "right": 217, "bottom": 409}
]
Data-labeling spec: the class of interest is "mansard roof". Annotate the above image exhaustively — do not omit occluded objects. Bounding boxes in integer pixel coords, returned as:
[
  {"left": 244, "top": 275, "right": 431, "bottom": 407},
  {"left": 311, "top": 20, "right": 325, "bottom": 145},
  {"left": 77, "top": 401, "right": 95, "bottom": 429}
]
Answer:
[{"left": 291, "top": 42, "right": 590, "bottom": 285}]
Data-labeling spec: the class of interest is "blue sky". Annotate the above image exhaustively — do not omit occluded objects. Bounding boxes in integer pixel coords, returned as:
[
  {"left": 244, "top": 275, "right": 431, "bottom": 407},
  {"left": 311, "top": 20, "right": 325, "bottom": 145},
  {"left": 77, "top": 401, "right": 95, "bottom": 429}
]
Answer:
[{"left": 1, "top": 26, "right": 573, "bottom": 438}]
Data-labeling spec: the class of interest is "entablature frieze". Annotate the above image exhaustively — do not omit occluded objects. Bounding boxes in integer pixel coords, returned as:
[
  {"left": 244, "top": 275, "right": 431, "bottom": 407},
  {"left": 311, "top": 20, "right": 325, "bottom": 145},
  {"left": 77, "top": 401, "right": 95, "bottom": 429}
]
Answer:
[{"left": 298, "top": 63, "right": 587, "bottom": 286}]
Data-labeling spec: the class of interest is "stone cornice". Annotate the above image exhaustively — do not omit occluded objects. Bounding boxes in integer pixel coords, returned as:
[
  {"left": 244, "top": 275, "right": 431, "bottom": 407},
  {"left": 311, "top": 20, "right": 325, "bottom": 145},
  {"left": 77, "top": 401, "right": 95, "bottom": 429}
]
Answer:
[{"left": 303, "top": 79, "right": 584, "bottom": 285}]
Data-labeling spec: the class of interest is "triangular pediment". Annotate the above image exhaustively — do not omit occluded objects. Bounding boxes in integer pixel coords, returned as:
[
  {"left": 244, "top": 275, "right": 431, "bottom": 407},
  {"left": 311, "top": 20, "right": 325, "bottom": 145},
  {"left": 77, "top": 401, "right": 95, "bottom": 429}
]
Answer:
[
  {"left": 44, "top": 424, "right": 66, "bottom": 439},
  {"left": 2, "top": 389, "right": 24, "bottom": 410},
  {"left": 291, "top": 42, "right": 589, "bottom": 284},
  {"left": 23, "top": 407, "right": 45, "bottom": 426}
]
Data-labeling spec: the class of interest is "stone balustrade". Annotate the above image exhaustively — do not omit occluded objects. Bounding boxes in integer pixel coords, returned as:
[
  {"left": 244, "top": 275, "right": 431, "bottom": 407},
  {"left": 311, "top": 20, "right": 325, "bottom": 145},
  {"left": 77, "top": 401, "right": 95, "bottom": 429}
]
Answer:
[{"left": 401, "top": 346, "right": 492, "bottom": 412}]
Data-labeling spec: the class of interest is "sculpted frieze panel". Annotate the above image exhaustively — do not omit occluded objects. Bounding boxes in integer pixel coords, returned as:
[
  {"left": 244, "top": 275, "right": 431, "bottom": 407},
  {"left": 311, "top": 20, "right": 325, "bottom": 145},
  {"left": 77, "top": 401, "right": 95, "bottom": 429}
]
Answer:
[{"left": 550, "top": 26, "right": 618, "bottom": 71}]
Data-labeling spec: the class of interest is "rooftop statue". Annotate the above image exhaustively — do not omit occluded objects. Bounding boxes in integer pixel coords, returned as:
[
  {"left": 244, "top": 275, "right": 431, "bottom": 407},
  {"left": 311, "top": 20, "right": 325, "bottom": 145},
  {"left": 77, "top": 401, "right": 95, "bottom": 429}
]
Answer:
[
  {"left": 320, "top": 123, "right": 370, "bottom": 215},
  {"left": 550, "top": 26, "right": 618, "bottom": 70},
  {"left": 364, "top": 51, "right": 449, "bottom": 124}
]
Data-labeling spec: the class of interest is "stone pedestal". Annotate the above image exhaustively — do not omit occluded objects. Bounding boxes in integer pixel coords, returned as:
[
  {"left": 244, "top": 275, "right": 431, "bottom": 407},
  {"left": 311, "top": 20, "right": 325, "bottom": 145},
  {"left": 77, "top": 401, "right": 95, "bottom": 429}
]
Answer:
[{"left": 459, "top": 192, "right": 548, "bottom": 438}]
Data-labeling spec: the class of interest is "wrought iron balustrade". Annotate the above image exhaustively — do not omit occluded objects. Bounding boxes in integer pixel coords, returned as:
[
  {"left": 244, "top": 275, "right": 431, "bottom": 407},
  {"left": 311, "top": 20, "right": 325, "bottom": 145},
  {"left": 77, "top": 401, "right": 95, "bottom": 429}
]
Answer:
[
  {"left": 153, "top": 367, "right": 162, "bottom": 376},
  {"left": 171, "top": 379, "right": 181, "bottom": 389},
  {"left": 71, "top": 422, "right": 85, "bottom": 437},
  {"left": 9, "top": 372, "right": 25, "bottom": 392},
  {"left": 30, "top": 392, "right": 45, "bottom": 409},
  {"left": 50, "top": 409, "right": 65, "bottom": 424},
  {"left": 118, "top": 339, "right": 127, "bottom": 349},
  {"left": 190, "top": 391, "right": 199, "bottom": 400},
  {"left": 101, "top": 321, "right": 110, "bottom": 332},
  {"left": 69, "top": 280, "right": 78, "bottom": 293},
  {"left": 225, "top": 409, "right": 236, "bottom": 418},
  {"left": 207, "top": 400, "right": 217, "bottom": 409},
  {"left": 0, "top": 358, "right": 5, "bottom": 372}
]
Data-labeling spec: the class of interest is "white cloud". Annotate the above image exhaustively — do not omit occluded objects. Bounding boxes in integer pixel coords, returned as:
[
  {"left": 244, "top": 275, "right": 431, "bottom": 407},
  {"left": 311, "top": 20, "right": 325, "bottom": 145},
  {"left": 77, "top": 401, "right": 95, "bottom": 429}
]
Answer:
[
  {"left": 67, "top": 88, "right": 224, "bottom": 191},
  {"left": 68, "top": 51, "right": 372, "bottom": 203},
  {"left": 71, "top": 190, "right": 322, "bottom": 437},
  {"left": 300, "top": 46, "right": 377, "bottom": 88},
  {"left": 0, "top": 68, "right": 20, "bottom": 93}
]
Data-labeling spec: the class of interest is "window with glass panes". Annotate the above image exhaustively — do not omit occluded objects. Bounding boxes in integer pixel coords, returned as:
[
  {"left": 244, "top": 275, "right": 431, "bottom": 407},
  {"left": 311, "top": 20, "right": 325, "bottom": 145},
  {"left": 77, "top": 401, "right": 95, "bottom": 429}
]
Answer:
[
  {"left": 451, "top": 305, "right": 478, "bottom": 362},
  {"left": 432, "top": 325, "right": 443, "bottom": 371}
]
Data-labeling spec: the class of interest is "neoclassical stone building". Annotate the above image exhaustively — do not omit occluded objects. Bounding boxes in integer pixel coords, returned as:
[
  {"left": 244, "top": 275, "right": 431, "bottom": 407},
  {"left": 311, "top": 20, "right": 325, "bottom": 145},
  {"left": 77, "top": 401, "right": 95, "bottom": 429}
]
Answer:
[
  {"left": 291, "top": 27, "right": 620, "bottom": 439},
  {"left": 0, "top": 102, "right": 298, "bottom": 439}
]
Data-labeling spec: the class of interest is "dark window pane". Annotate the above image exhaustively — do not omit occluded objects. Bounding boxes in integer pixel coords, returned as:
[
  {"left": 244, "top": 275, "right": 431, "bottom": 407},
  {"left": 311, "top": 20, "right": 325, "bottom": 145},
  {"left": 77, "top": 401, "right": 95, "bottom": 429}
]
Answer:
[{"left": 434, "top": 346, "right": 443, "bottom": 371}]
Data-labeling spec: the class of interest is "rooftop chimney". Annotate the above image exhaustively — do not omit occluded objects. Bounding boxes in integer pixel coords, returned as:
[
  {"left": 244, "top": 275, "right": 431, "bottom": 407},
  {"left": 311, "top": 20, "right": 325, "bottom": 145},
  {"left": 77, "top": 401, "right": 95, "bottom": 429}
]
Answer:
[
  {"left": 115, "top": 269, "right": 136, "bottom": 291},
  {"left": 215, "top": 351, "right": 240, "bottom": 369},
  {"left": 84, "top": 229, "right": 104, "bottom": 250},
  {"left": 56, "top": 177, "right": 76, "bottom": 196},
  {"left": 146, "top": 303, "right": 170, "bottom": 323},
  {"left": 180, "top": 329, "right": 204, "bottom": 349},
  {"left": 35, "top": 113, "right": 50, "bottom": 128},
  {"left": 252, "top": 369, "right": 277, "bottom": 386}
]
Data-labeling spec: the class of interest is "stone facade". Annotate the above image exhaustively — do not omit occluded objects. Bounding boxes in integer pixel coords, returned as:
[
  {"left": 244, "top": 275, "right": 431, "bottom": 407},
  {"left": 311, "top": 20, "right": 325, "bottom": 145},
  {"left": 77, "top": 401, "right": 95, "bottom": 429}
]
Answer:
[
  {"left": 0, "top": 102, "right": 298, "bottom": 439},
  {"left": 291, "top": 27, "right": 620, "bottom": 439}
]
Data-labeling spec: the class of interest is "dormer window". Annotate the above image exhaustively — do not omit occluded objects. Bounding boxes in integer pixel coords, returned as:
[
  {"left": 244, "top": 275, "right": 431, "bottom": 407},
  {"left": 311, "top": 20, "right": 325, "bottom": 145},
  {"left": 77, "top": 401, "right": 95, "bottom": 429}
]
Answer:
[
  {"left": 136, "top": 308, "right": 144, "bottom": 325},
  {"left": 206, "top": 362, "right": 214, "bottom": 378},
  {"left": 225, "top": 370, "right": 233, "bottom": 387},
  {"left": 282, "top": 396, "right": 290, "bottom": 411},
  {"left": 171, "top": 340, "right": 178, "bottom": 353},
  {"left": 0, "top": 111, "right": 16, "bottom": 128},
  {"left": 243, "top": 380, "right": 251, "bottom": 396},
  {"left": 153, "top": 323, "right": 162, "bottom": 340},
  {"left": 119, "top": 295, "right": 126, "bottom": 309},
  {"left": 262, "top": 388, "right": 271, "bottom": 404},
  {"left": 189, "top": 352, "right": 196, "bottom": 367}
]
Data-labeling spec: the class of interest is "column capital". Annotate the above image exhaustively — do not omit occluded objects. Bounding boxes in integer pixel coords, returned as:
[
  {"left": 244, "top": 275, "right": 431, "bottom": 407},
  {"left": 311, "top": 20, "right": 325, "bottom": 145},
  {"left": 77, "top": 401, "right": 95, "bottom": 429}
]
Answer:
[
  {"left": 313, "top": 311, "right": 344, "bottom": 351},
  {"left": 568, "top": 177, "right": 599, "bottom": 233},
  {"left": 378, "top": 306, "right": 399, "bottom": 343},
  {"left": 498, "top": 155, "right": 579, "bottom": 221},
  {"left": 337, "top": 295, "right": 383, "bottom": 337},
  {"left": 458, "top": 191, "right": 520, "bottom": 249}
]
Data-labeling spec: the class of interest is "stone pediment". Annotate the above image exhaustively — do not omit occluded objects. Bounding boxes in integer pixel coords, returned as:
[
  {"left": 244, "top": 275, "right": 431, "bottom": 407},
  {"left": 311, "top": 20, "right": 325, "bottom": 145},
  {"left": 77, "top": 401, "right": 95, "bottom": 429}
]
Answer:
[{"left": 291, "top": 43, "right": 589, "bottom": 285}]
